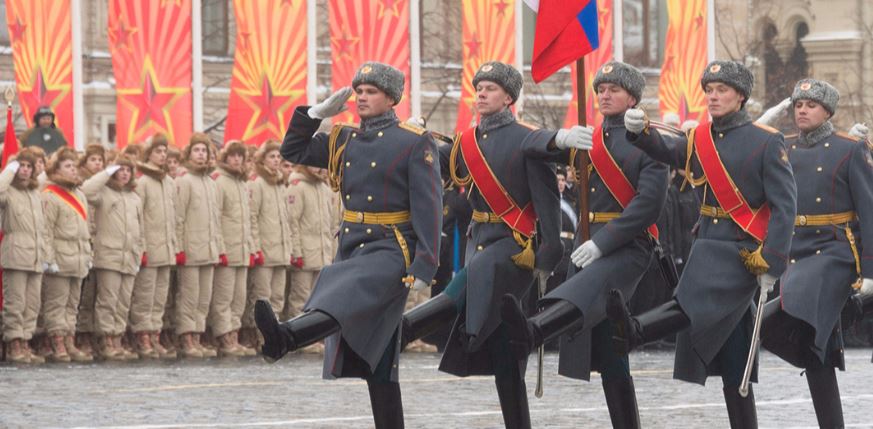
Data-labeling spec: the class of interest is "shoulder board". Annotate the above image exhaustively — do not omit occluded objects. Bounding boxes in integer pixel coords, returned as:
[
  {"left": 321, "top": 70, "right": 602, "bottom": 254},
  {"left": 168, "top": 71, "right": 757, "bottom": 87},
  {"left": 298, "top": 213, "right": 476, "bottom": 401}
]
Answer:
[
  {"left": 398, "top": 122, "right": 426, "bottom": 135},
  {"left": 431, "top": 130, "right": 454, "bottom": 145},
  {"left": 834, "top": 131, "right": 860, "bottom": 142},
  {"left": 517, "top": 120, "right": 540, "bottom": 130},
  {"left": 784, "top": 133, "right": 798, "bottom": 139},
  {"left": 331, "top": 122, "right": 360, "bottom": 133},
  {"left": 753, "top": 122, "right": 779, "bottom": 134}
]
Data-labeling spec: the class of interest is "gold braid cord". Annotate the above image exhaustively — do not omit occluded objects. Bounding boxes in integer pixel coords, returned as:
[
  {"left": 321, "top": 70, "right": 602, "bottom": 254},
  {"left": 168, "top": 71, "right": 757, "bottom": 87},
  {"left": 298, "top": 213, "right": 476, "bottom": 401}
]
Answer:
[
  {"left": 327, "top": 124, "right": 352, "bottom": 192},
  {"left": 844, "top": 225, "right": 864, "bottom": 290},
  {"left": 449, "top": 133, "right": 472, "bottom": 187},
  {"left": 681, "top": 127, "right": 706, "bottom": 191}
]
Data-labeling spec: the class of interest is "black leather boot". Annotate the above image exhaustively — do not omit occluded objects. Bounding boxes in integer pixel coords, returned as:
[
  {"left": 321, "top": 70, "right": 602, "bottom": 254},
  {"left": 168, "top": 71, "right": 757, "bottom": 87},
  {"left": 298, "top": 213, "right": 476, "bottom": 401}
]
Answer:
[
  {"left": 607, "top": 291, "right": 690, "bottom": 354},
  {"left": 501, "top": 294, "right": 583, "bottom": 360},
  {"left": 367, "top": 380, "right": 405, "bottom": 429},
  {"left": 806, "top": 366, "right": 844, "bottom": 428},
  {"left": 254, "top": 300, "right": 339, "bottom": 362},
  {"left": 603, "top": 377, "right": 641, "bottom": 429},
  {"left": 722, "top": 385, "right": 758, "bottom": 429},
  {"left": 400, "top": 293, "right": 456, "bottom": 350},
  {"left": 495, "top": 370, "right": 532, "bottom": 429}
]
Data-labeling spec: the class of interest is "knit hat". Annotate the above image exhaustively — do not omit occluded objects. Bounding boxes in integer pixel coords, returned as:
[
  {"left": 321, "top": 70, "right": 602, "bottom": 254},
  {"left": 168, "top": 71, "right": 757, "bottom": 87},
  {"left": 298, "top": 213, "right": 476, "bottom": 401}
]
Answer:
[
  {"left": 46, "top": 146, "right": 78, "bottom": 176},
  {"left": 183, "top": 132, "right": 214, "bottom": 163},
  {"left": 15, "top": 148, "right": 37, "bottom": 168},
  {"left": 352, "top": 62, "right": 405, "bottom": 104},
  {"left": 142, "top": 133, "right": 170, "bottom": 163},
  {"left": 472, "top": 61, "right": 524, "bottom": 104},
  {"left": 79, "top": 143, "right": 106, "bottom": 167},
  {"left": 592, "top": 61, "right": 646, "bottom": 105},
  {"left": 255, "top": 140, "right": 281, "bottom": 165},
  {"left": 219, "top": 140, "right": 248, "bottom": 163},
  {"left": 700, "top": 60, "right": 754, "bottom": 100},
  {"left": 791, "top": 78, "right": 839, "bottom": 115}
]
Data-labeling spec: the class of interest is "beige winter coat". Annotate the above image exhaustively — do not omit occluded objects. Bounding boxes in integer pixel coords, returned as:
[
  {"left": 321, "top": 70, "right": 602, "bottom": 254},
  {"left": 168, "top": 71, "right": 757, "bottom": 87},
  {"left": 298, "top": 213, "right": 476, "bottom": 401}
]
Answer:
[
  {"left": 175, "top": 164, "right": 223, "bottom": 266},
  {"left": 136, "top": 163, "right": 178, "bottom": 267},
  {"left": 286, "top": 172, "right": 340, "bottom": 270},
  {"left": 250, "top": 166, "right": 292, "bottom": 267},
  {"left": 42, "top": 178, "right": 92, "bottom": 278},
  {"left": 82, "top": 171, "right": 145, "bottom": 275},
  {"left": 0, "top": 167, "right": 46, "bottom": 272},
  {"left": 214, "top": 165, "right": 253, "bottom": 266}
]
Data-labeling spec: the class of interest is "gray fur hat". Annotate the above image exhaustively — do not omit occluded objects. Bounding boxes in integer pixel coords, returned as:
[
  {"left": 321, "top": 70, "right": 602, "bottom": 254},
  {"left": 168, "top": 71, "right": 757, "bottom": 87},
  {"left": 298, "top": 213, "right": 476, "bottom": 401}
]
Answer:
[
  {"left": 791, "top": 78, "right": 839, "bottom": 115},
  {"left": 472, "top": 61, "right": 523, "bottom": 104},
  {"left": 592, "top": 61, "right": 645, "bottom": 104},
  {"left": 700, "top": 60, "right": 754, "bottom": 100},
  {"left": 352, "top": 62, "right": 405, "bottom": 104}
]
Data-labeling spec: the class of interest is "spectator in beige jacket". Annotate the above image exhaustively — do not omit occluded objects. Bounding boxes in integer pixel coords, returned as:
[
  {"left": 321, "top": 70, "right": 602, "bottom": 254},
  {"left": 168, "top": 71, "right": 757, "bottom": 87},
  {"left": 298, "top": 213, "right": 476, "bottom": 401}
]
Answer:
[
  {"left": 208, "top": 141, "right": 254, "bottom": 357},
  {"left": 39, "top": 147, "right": 93, "bottom": 362},
  {"left": 244, "top": 141, "right": 293, "bottom": 341},
  {"left": 131, "top": 134, "right": 178, "bottom": 359},
  {"left": 0, "top": 150, "right": 47, "bottom": 364},
  {"left": 74, "top": 143, "right": 105, "bottom": 355},
  {"left": 174, "top": 133, "right": 224, "bottom": 358},
  {"left": 81, "top": 155, "right": 145, "bottom": 361}
]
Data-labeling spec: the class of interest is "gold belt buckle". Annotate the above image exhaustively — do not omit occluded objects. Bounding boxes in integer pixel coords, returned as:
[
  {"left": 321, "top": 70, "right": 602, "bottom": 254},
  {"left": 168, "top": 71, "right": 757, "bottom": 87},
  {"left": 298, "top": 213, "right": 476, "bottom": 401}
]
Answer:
[
  {"left": 798, "top": 215, "right": 807, "bottom": 226},
  {"left": 356, "top": 212, "right": 364, "bottom": 223},
  {"left": 588, "top": 212, "right": 594, "bottom": 222}
]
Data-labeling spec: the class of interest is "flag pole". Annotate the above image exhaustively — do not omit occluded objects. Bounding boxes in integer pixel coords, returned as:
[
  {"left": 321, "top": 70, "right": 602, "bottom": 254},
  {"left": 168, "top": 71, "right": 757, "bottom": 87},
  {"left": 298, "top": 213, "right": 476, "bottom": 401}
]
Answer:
[{"left": 575, "top": 59, "right": 590, "bottom": 241}]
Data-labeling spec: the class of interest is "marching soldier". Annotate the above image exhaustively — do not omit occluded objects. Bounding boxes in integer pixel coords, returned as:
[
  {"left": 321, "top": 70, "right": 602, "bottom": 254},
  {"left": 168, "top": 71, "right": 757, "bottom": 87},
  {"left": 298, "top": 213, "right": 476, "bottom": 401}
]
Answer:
[
  {"left": 256, "top": 62, "right": 442, "bottom": 428},
  {"left": 0, "top": 151, "right": 46, "bottom": 364},
  {"left": 500, "top": 61, "right": 669, "bottom": 428},
  {"left": 606, "top": 60, "right": 797, "bottom": 428},
  {"left": 755, "top": 79, "right": 873, "bottom": 428},
  {"left": 131, "top": 134, "right": 178, "bottom": 359},
  {"left": 174, "top": 133, "right": 224, "bottom": 358},
  {"left": 402, "top": 61, "right": 565, "bottom": 429},
  {"left": 40, "top": 147, "right": 95, "bottom": 362}
]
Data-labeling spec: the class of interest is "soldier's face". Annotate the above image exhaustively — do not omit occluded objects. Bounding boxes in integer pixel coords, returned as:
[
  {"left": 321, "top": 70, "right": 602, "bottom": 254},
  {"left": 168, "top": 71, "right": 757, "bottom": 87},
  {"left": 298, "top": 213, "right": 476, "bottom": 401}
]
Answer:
[
  {"left": 35, "top": 158, "right": 45, "bottom": 175},
  {"left": 355, "top": 84, "right": 394, "bottom": 119},
  {"left": 84, "top": 154, "right": 104, "bottom": 174},
  {"left": 189, "top": 143, "right": 209, "bottom": 165},
  {"left": 264, "top": 149, "right": 282, "bottom": 170},
  {"left": 226, "top": 152, "right": 244, "bottom": 169},
  {"left": 16, "top": 161, "right": 33, "bottom": 180},
  {"left": 148, "top": 145, "right": 168, "bottom": 166},
  {"left": 793, "top": 99, "right": 830, "bottom": 132},
  {"left": 475, "top": 81, "right": 512, "bottom": 116},
  {"left": 38, "top": 116, "right": 53, "bottom": 128},
  {"left": 57, "top": 159, "right": 78, "bottom": 182},
  {"left": 596, "top": 83, "right": 637, "bottom": 116},
  {"left": 704, "top": 83, "right": 745, "bottom": 118},
  {"left": 557, "top": 173, "right": 567, "bottom": 193},
  {"left": 167, "top": 157, "right": 180, "bottom": 176},
  {"left": 113, "top": 165, "right": 132, "bottom": 186}
]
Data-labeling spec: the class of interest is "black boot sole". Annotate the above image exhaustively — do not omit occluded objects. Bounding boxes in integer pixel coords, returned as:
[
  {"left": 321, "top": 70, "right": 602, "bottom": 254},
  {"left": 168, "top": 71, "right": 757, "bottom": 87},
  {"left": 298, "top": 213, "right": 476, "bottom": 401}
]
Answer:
[
  {"left": 500, "top": 294, "right": 535, "bottom": 360},
  {"left": 606, "top": 289, "right": 633, "bottom": 355},
  {"left": 254, "top": 300, "right": 290, "bottom": 363}
]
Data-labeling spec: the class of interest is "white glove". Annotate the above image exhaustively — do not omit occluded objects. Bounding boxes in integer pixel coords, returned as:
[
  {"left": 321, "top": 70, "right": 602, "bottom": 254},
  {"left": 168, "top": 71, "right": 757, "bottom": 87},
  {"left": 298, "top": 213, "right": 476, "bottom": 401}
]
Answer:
[
  {"left": 41, "top": 262, "right": 49, "bottom": 273},
  {"left": 405, "top": 276, "right": 429, "bottom": 291},
  {"left": 624, "top": 108, "right": 647, "bottom": 134},
  {"left": 859, "top": 278, "right": 873, "bottom": 296},
  {"left": 406, "top": 116, "right": 426, "bottom": 128},
  {"left": 757, "top": 273, "right": 778, "bottom": 294},
  {"left": 555, "top": 126, "right": 593, "bottom": 151},
  {"left": 756, "top": 98, "right": 791, "bottom": 126},
  {"left": 47, "top": 263, "right": 59, "bottom": 274},
  {"left": 848, "top": 123, "right": 869, "bottom": 140},
  {"left": 307, "top": 87, "right": 353, "bottom": 119},
  {"left": 105, "top": 165, "right": 122, "bottom": 176},
  {"left": 6, "top": 160, "right": 20, "bottom": 173},
  {"left": 571, "top": 240, "right": 603, "bottom": 268}
]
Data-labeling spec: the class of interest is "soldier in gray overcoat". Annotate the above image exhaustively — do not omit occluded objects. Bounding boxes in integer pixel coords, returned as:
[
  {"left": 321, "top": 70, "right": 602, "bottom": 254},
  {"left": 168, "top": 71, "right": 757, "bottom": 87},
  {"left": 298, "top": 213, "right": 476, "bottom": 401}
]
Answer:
[
  {"left": 500, "top": 61, "right": 669, "bottom": 429},
  {"left": 256, "top": 62, "right": 443, "bottom": 429},
  {"left": 756, "top": 79, "right": 873, "bottom": 428},
  {"left": 606, "top": 60, "right": 797, "bottom": 428}
]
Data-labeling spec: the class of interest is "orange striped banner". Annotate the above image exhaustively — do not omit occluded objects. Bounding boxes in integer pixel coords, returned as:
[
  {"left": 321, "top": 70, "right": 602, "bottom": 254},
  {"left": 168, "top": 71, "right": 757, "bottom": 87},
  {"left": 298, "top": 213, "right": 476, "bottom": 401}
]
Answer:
[
  {"left": 563, "top": 0, "right": 613, "bottom": 128},
  {"left": 224, "top": 0, "right": 307, "bottom": 146},
  {"left": 329, "top": 0, "right": 411, "bottom": 124},
  {"left": 658, "top": 0, "right": 708, "bottom": 122},
  {"left": 456, "top": 0, "right": 516, "bottom": 132},
  {"left": 109, "top": 0, "right": 193, "bottom": 148},
  {"left": 6, "top": 0, "right": 75, "bottom": 147}
]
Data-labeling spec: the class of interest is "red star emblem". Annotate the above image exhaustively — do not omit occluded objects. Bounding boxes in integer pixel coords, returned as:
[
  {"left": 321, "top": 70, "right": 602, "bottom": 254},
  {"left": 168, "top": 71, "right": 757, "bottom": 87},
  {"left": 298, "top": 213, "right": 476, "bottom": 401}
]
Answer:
[
  {"left": 9, "top": 16, "right": 27, "bottom": 43},
  {"left": 465, "top": 33, "right": 481, "bottom": 58},
  {"left": 694, "top": 12, "right": 704, "bottom": 29},
  {"left": 332, "top": 26, "right": 360, "bottom": 61},
  {"left": 378, "top": 0, "right": 401, "bottom": 17},
  {"left": 117, "top": 58, "right": 187, "bottom": 143},
  {"left": 494, "top": 0, "right": 510, "bottom": 16},
  {"left": 20, "top": 67, "right": 70, "bottom": 123},
  {"left": 238, "top": 74, "right": 303, "bottom": 141},
  {"left": 112, "top": 18, "right": 138, "bottom": 52}
]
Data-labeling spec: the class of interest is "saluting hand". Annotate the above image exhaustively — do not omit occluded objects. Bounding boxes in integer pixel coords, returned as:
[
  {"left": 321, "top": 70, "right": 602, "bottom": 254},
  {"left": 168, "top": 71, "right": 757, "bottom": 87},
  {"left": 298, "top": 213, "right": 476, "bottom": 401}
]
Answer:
[
  {"left": 624, "top": 108, "right": 647, "bottom": 135},
  {"left": 756, "top": 97, "right": 791, "bottom": 127},
  {"left": 555, "top": 126, "right": 593, "bottom": 151},
  {"left": 848, "top": 123, "right": 869, "bottom": 140},
  {"left": 308, "top": 87, "right": 353, "bottom": 120},
  {"left": 859, "top": 278, "right": 873, "bottom": 297}
]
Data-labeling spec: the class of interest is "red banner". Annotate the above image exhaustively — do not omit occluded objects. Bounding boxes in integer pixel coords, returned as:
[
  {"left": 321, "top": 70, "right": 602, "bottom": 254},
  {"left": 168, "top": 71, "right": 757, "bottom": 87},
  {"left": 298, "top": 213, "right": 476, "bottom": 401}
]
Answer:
[
  {"left": 456, "top": 0, "right": 516, "bottom": 131},
  {"left": 563, "top": 0, "right": 613, "bottom": 128},
  {"left": 109, "top": 0, "right": 193, "bottom": 148},
  {"left": 6, "top": 0, "right": 75, "bottom": 147},
  {"left": 224, "top": 0, "right": 307, "bottom": 146},
  {"left": 658, "top": 0, "right": 708, "bottom": 123},
  {"left": 329, "top": 0, "right": 411, "bottom": 124}
]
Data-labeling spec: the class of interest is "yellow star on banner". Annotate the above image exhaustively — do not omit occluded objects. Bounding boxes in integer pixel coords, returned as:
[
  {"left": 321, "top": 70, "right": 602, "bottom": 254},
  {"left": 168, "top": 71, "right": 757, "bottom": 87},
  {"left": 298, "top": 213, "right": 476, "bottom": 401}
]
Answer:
[
  {"left": 378, "top": 0, "right": 402, "bottom": 18},
  {"left": 116, "top": 56, "right": 188, "bottom": 144},
  {"left": 19, "top": 66, "right": 71, "bottom": 117},
  {"left": 238, "top": 73, "right": 303, "bottom": 141}
]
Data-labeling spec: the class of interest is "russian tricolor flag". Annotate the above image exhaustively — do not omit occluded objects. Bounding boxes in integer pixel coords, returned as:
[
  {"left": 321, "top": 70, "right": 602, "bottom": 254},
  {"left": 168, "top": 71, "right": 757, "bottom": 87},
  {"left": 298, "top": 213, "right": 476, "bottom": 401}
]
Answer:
[{"left": 527, "top": 0, "right": 600, "bottom": 83}]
